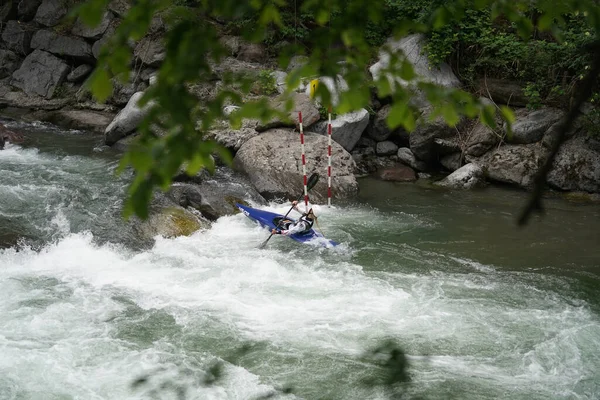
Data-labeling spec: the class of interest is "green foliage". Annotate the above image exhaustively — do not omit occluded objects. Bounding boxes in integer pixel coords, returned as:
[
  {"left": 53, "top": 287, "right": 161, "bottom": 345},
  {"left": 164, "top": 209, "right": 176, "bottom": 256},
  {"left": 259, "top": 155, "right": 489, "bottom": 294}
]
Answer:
[
  {"left": 75, "top": 0, "right": 600, "bottom": 219},
  {"left": 253, "top": 70, "right": 279, "bottom": 95},
  {"left": 523, "top": 82, "right": 543, "bottom": 110}
]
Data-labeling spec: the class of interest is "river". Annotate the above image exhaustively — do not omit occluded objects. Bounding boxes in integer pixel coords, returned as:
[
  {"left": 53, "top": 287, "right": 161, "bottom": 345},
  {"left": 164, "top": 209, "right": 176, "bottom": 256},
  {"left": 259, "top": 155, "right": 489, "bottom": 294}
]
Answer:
[{"left": 1, "top": 120, "right": 599, "bottom": 399}]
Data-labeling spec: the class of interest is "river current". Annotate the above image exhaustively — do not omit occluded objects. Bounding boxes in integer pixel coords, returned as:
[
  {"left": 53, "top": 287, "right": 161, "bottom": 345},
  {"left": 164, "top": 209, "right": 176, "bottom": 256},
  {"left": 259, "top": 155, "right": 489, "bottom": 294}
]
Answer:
[{"left": 1, "top": 120, "right": 599, "bottom": 399}]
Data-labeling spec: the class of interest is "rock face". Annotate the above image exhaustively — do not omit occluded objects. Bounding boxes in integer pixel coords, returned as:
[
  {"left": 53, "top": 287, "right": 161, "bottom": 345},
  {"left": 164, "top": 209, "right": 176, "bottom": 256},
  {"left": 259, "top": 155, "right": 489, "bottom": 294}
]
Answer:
[
  {"left": 311, "top": 109, "right": 370, "bottom": 152},
  {"left": 548, "top": 135, "right": 600, "bottom": 193},
  {"left": 30, "top": 30, "right": 94, "bottom": 62},
  {"left": 2, "top": 20, "right": 34, "bottom": 55},
  {"left": 71, "top": 11, "right": 114, "bottom": 39},
  {"left": 256, "top": 92, "right": 320, "bottom": 131},
  {"left": 234, "top": 128, "right": 358, "bottom": 201},
  {"left": 11, "top": 50, "right": 69, "bottom": 98},
  {"left": 34, "top": 0, "right": 68, "bottom": 27},
  {"left": 464, "top": 121, "right": 500, "bottom": 157},
  {"left": 134, "top": 36, "right": 165, "bottom": 67},
  {"left": 0, "top": 50, "right": 20, "bottom": 79},
  {"left": 409, "top": 114, "right": 456, "bottom": 162},
  {"left": 475, "top": 144, "right": 542, "bottom": 188},
  {"left": 370, "top": 33, "right": 460, "bottom": 89},
  {"left": 434, "top": 163, "right": 485, "bottom": 189}
]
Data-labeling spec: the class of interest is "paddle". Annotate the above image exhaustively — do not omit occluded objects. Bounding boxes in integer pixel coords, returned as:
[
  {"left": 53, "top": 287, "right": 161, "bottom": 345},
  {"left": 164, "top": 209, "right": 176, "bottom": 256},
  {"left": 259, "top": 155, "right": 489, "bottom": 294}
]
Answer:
[{"left": 258, "top": 173, "right": 319, "bottom": 249}]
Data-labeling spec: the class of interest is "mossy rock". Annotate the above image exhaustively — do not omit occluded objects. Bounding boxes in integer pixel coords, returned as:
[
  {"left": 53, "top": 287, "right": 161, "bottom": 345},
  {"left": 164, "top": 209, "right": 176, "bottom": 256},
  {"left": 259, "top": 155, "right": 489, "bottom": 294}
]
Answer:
[{"left": 137, "top": 206, "right": 209, "bottom": 239}]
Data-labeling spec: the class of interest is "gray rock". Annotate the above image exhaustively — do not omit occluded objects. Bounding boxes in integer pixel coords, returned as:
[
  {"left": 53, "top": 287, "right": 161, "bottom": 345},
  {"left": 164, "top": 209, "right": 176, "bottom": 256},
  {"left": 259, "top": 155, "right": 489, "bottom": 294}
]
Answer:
[
  {"left": 440, "top": 152, "right": 463, "bottom": 171},
  {"left": 370, "top": 33, "right": 460, "bottom": 89},
  {"left": 548, "top": 135, "right": 600, "bottom": 193},
  {"left": 31, "top": 30, "right": 94, "bottom": 62},
  {"left": 66, "top": 64, "right": 93, "bottom": 82},
  {"left": 541, "top": 118, "right": 581, "bottom": 150},
  {"left": 376, "top": 140, "right": 398, "bottom": 156},
  {"left": 169, "top": 169, "right": 267, "bottom": 221},
  {"left": 71, "top": 11, "right": 114, "bottom": 39},
  {"left": 286, "top": 55, "right": 308, "bottom": 72},
  {"left": 271, "top": 70, "right": 287, "bottom": 94},
  {"left": 134, "top": 36, "right": 165, "bottom": 67},
  {"left": 17, "top": 0, "right": 42, "bottom": 21},
  {"left": 434, "top": 163, "right": 485, "bottom": 189},
  {"left": 311, "top": 108, "right": 370, "bottom": 152},
  {"left": 105, "top": 91, "right": 153, "bottom": 145},
  {"left": 11, "top": 49, "right": 69, "bottom": 98},
  {"left": 508, "top": 107, "right": 564, "bottom": 144},
  {"left": 397, "top": 147, "right": 428, "bottom": 171},
  {"left": 0, "top": 0, "right": 17, "bottom": 22},
  {"left": 409, "top": 112, "right": 456, "bottom": 162},
  {"left": 464, "top": 121, "right": 501, "bottom": 157},
  {"left": 91, "top": 20, "right": 117, "bottom": 59},
  {"left": 479, "top": 78, "right": 527, "bottom": 107},
  {"left": 256, "top": 92, "right": 320, "bottom": 131},
  {"left": 34, "top": 0, "right": 67, "bottom": 27},
  {"left": 474, "top": 144, "right": 542, "bottom": 189},
  {"left": 2, "top": 20, "right": 34, "bottom": 55},
  {"left": 0, "top": 49, "right": 20, "bottom": 79},
  {"left": 234, "top": 128, "right": 358, "bottom": 202},
  {"left": 434, "top": 137, "right": 461, "bottom": 155},
  {"left": 206, "top": 123, "right": 259, "bottom": 152}
]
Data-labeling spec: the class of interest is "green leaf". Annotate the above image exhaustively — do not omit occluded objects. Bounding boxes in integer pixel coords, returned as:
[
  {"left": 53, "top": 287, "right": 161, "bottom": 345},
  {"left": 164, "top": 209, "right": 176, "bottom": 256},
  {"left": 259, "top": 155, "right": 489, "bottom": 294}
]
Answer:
[
  {"left": 387, "top": 102, "right": 416, "bottom": 132},
  {"left": 500, "top": 106, "right": 515, "bottom": 124},
  {"left": 480, "top": 105, "right": 497, "bottom": 129},
  {"left": 88, "top": 68, "right": 112, "bottom": 103}
]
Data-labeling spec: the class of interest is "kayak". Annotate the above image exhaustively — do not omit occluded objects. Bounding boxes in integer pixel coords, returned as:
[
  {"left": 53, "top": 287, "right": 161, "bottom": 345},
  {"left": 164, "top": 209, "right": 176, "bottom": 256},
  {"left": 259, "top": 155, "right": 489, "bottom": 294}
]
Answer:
[{"left": 236, "top": 203, "right": 338, "bottom": 247}]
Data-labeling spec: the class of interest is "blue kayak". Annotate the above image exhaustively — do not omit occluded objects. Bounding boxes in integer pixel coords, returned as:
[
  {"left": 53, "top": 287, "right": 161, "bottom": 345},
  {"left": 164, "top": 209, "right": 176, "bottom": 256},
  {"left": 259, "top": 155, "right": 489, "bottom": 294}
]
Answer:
[{"left": 236, "top": 203, "right": 338, "bottom": 247}]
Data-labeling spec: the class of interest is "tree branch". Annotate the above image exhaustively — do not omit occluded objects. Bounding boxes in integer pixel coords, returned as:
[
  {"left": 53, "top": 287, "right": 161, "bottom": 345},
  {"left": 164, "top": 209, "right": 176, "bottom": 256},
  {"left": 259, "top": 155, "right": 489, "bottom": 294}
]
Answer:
[{"left": 517, "top": 40, "right": 600, "bottom": 226}]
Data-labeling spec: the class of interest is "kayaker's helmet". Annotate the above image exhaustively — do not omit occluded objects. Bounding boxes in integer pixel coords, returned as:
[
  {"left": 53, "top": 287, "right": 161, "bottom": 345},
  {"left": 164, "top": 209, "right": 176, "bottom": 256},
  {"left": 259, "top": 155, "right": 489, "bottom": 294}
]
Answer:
[{"left": 306, "top": 208, "right": 316, "bottom": 220}]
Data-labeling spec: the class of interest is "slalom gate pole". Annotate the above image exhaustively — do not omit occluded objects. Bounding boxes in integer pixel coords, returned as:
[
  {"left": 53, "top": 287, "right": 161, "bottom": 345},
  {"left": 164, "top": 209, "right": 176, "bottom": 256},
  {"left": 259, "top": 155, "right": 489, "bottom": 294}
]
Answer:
[
  {"left": 327, "top": 105, "right": 332, "bottom": 207},
  {"left": 299, "top": 111, "right": 309, "bottom": 212}
]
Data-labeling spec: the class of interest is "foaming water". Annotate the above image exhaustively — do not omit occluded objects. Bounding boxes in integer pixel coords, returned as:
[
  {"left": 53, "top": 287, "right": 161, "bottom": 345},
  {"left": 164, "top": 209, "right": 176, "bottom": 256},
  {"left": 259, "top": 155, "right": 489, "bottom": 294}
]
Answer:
[
  {"left": 1, "top": 121, "right": 599, "bottom": 399},
  {"left": 1, "top": 206, "right": 599, "bottom": 399}
]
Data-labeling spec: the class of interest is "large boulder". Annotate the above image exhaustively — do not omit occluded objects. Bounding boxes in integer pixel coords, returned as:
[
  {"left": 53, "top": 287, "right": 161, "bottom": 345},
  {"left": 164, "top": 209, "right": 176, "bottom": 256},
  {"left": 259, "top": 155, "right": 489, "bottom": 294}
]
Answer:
[
  {"left": 0, "top": 50, "right": 20, "bottom": 79},
  {"left": 71, "top": 11, "right": 114, "bottom": 39},
  {"left": 105, "top": 91, "right": 153, "bottom": 145},
  {"left": 434, "top": 163, "right": 485, "bottom": 189},
  {"left": 30, "top": 30, "right": 94, "bottom": 62},
  {"left": 11, "top": 49, "right": 69, "bottom": 98},
  {"left": 206, "top": 120, "right": 259, "bottom": 152},
  {"left": 474, "top": 144, "right": 542, "bottom": 189},
  {"left": 366, "top": 104, "right": 410, "bottom": 144},
  {"left": 66, "top": 64, "right": 93, "bottom": 82},
  {"left": 547, "top": 135, "right": 600, "bottom": 193},
  {"left": 34, "top": 0, "right": 68, "bottom": 27},
  {"left": 507, "top": 107, "right": 564, "bottom": 144},
  {"left": 2, "top": 20, "right": 34, "bottom": 55},
  {"left": 311, "top": 108, "right": 370, "bottom": 152},
  {"left": 479, "top": 78, "right": 528, "bottom": 107},
  {"left": 234, "top": 128, "right": 358, "bottom": 201},
  {"left": 37, "top": 110, "right": 115, "bottom": 133},
  {"left": 370, "top": 33, "right": 460, "bottom": 89}
]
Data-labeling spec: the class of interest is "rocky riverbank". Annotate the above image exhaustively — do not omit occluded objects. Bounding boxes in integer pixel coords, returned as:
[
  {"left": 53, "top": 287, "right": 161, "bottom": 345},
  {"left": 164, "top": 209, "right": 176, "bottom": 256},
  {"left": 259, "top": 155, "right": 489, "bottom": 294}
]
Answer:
[{"left": 1, "top": 0, "right": 599, "bottom": 238}]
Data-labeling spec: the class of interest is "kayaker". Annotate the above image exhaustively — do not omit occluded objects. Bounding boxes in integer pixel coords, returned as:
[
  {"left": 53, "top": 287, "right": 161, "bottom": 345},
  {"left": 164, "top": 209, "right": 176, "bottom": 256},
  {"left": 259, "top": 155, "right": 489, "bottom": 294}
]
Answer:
[{"left": 272, "top": 201, "right": 316, "bottom": 235}]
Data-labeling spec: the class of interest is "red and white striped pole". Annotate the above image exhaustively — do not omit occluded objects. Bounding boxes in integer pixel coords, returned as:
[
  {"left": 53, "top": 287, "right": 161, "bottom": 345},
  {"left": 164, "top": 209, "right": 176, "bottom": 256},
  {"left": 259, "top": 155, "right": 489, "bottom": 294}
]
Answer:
[
  {"left": 327, "top": 106, "right": 332, "bottom": 207},
  {"left": 298, "top": 111, "right": 309, "bottom": 211}
]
